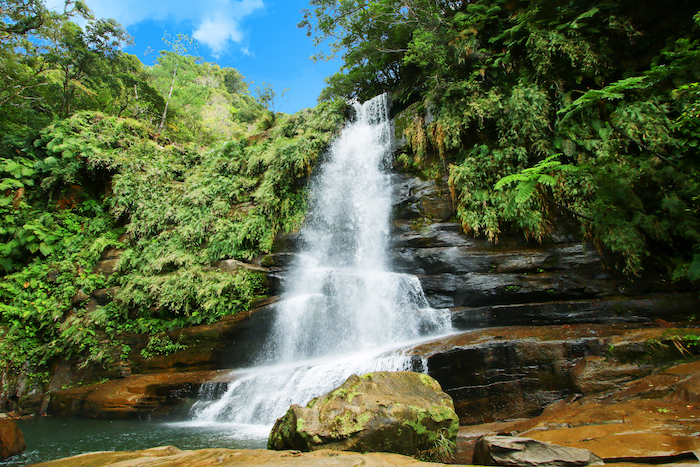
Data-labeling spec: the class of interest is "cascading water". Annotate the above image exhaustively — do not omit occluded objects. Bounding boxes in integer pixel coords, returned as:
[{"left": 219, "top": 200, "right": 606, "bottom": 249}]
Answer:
[{"left": 188, "top": 94, "right": 452, "bottom": 437}]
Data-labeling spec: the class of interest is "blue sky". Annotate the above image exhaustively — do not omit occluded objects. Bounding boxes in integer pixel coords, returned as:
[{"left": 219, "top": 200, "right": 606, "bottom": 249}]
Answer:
[{"left": 51, "top": 0, "right": 341, "bottom": 113}]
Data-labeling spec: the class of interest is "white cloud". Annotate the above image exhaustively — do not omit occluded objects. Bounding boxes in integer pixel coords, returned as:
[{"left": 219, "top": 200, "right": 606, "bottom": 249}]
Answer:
[
  {"left": 82, "top": 0, "right": 265, "bottom": 55},
  {"left": 193, "top": 18, "right": 242, "bottom": 56}
]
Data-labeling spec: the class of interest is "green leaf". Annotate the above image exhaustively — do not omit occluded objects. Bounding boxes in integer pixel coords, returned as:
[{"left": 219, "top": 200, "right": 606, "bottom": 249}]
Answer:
[
  {"left": 688, "top": 253, "right": 700, "bottom": 281},
  {"left": 515, "top": 180, "right": 537, "bottom": 204}
]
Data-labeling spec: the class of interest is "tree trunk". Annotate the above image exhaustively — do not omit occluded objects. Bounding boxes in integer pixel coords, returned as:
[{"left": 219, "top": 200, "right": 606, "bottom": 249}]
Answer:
[{"left": 157, "top": 62, "right": 177, "bottom": 134}]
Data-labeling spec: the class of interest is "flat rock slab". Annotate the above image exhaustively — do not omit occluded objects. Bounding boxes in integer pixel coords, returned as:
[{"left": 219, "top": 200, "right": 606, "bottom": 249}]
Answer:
[
  {"left": 48, "top": 370, "right": 230, "bottom": 419},
  {"left": 473, "top": 435, "right": 603, "bottom": 467},
  {"left": 30, "top": 446, "right": 470, "bottom": 466}
]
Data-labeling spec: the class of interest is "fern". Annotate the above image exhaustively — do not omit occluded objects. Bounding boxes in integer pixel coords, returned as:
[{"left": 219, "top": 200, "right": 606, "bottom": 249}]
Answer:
[
  {"left": 559, "top": 76, "right": 647, "bottom": 118},
  {"left": 494, "top": 154, "right": 577, "bottom": 204}
]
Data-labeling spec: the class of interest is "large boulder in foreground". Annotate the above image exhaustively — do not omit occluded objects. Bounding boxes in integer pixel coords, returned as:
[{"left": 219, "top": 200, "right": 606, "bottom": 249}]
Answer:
[
  {"left": 268, "top": 371, "right": 458, "bottom": 459},
  {"left": 473, "top": 435, "right": 603, "bottom": 467},
  {"left": 0, "top": 418, "right": 26, "bottom": 460}
]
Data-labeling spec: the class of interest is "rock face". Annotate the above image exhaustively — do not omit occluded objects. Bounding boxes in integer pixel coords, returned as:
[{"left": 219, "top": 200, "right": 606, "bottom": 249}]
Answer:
[
  {"left": 131, "top": 299, "right": 278, "bottom": 373},
  {"left": 0, "top": 418, "right": 26, "bottom": 460},
  {"left": 268, "top": 371, "right": 458, "bottom": 458},
  {"left": 456, "top": 359, "right": 700, "bottom": 464},
  {"left": 473, "top": 435, "right": 603, "bottom": 467},
  {"left": 0, "top": 297, "right": 277, "bottom": 417},
  {"left": 47, "top": 370, "right": 227, "bottom": 419},
  {"left": 31, "top": 446, "right": 470, "bottom": 467},
  {"left": 390, "top": 173, "right": 696, "bottom": 317},
  {"left": 409, "top": 324, "right": 700, "bottom": 425}
]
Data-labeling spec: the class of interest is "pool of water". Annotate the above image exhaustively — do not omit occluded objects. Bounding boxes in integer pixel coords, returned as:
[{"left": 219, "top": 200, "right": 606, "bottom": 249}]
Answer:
[{"left": 2, "top": 417, "right": 269, "bottom": 466}]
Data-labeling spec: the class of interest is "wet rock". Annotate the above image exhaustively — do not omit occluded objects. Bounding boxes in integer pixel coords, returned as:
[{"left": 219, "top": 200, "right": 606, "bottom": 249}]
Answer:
[
  {"left": 570, "top": 356, "right": 650, "bottom": 393},
  {"left": 455, "top": 422, "right": 520, "bottom": 464},
  {"left": 272, "top": 231, "right": 303, "bottom": 253},
  {"left": 84, "top": 298, "right": 100, "bottom": 312},
  {"left": 467, "top": 360, "right": 700, "bottom": 462},
  {"left": 392, "top": 222, "right": 471, "bottom": 250},
  {"left": 90, "top": 287, "right": 119, "bottom": 305},
  {"left": 70, "top": 289, "right": 89, "bottom": 305},
  {"left": 268, "top": 371, "right": 458, "bottom": 458},
  {"left": 473, "top": 435, "right": 603, "bottom": 467},
  {"left": 450, "top": 294, "right": 700, "bottom": 329},
  {"left": 131, "top": 300, "right": 278, "bottom": 374},
  {"left": 390, "top": 173, "right": 691, "bottom": 312},
  {"left": 17, "top": 393, "right": 43, "bottom": 416},
  {"left": 0, "top": 362, "right": 46, "bottom": 416},
  {"left": 6, "top": 299, "right": 271, "bottom": 417},
  {"left": 92, "top": 248, "right": 124, "bottom": 276},
  {"left": 93, "top": 258, "right": 120, "bottom": 275},
  {"left": 419, "top": 271, "right": 618, "bottom": 308},
  {"left": 409, "top": 324, "right": 700, "bottom": 424},
  {"left": 31, "top": 446, "right": 471, "bottom": 467},
  {"left": 257, "top": 252, "right": 295, "bottom": 269},
  {"left": 47, "top": 370, "right": 227, "bottom": 419},
  {"left": 392, "top": 174, "right": 454, "bottom": 222},
  {"left": 0, "top": 418, "right": 25, "bottom": 460}
]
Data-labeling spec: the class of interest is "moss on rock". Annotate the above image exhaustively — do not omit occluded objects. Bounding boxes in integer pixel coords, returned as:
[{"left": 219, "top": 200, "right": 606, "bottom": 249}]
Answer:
[{"left": 267, "top": 371, "right": 458, "bottom": 457}]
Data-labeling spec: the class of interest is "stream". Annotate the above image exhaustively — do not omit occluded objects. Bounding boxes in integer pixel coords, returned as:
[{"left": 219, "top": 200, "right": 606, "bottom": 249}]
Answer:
[{"left": 3, "top": 417, "right": 265, "bottom": 466}]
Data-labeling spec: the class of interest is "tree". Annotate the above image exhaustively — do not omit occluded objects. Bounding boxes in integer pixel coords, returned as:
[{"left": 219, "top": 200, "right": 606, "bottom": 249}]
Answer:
[
  {"left": 152, "top": 33, "right": 201, "bottom": 134},
  {"left": 0, "top": 0, "right": 146, "bottom": 150},
  {"left": 300, "top": 0, "right": 460, "bottom": 103},
  {"left": 307, "top": 0, "right": 700, "bottom": 279},
  {"left": 44, "top": 18, "right": 132, "bottom": 118},
  {"left": 255, "top": 81, "right": 288, "bottom": 114}
]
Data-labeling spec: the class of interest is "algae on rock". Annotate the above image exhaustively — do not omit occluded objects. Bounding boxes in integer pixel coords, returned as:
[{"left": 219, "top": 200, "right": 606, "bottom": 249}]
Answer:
[{"left": 268, "top": 371, "right": 458, "bottom": 458}]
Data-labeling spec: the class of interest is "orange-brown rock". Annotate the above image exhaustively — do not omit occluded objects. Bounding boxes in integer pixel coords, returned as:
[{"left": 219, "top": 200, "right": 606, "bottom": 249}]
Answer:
[
  {"left": 130, "top": 299, "right": 278, "bottom": 374},
  {"left": 47, "top": 371, "right": 230, "bottom": 419},
  {"left": 31, "top": 446, "right": 469, "bottom": 466},
  {"left": 455, "top": 360, "right": 700, "bottom": 464},
  {"left": 412, "top": 324, "right": 700, "bottom": 424},
  {"left": 0, "top": 418, "right": 25, "bottom": 460}
]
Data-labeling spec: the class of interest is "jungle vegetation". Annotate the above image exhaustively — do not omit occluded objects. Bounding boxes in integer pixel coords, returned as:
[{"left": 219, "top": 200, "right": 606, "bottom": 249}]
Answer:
[
  {"left": 303, "top": 0, "right": 700, "bottom": 278},
  {"left": 0, "top": 0, "right": 346, "bottom": 381},
  {"left": 1, "top": 0, "right": 699, "bottom": 385}
]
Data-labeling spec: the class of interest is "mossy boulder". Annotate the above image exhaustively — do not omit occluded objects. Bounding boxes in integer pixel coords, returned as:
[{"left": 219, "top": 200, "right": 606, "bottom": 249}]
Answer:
[{"left": 267, "top": 371, "right": 458, "bottom": 458}]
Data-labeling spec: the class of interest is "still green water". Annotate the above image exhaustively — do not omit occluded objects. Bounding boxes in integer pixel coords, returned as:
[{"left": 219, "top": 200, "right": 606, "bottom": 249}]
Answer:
[{"left": 1, "top": 417, "right": 268, "bottom": 466}]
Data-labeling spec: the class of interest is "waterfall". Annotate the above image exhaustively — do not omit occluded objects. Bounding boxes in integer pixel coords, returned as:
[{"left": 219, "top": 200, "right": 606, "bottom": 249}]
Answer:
[{"left": 188, "top": 94, "right": 451, "bottom": 434}]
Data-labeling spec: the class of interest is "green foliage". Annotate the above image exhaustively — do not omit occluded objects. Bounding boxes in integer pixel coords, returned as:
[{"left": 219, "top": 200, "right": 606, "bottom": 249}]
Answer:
[
  {"left": 0, "top": 1, "right": 163, "bottom": 156},
  {"left": 313, "top": 0, "right": 700, "bottom": 279},
  {"left": 0, "top": 199, "right": 121, "bottom": 373},
  {"left": 148, "top": 44, "right": 263, "bottom": 143},
  {"left": 0, "top": 85, "right": 346, "bottom": 381},
  {"left": 494, "top": 155, "right": 577, "bottom": 205},
  {"left": 140, "top": 335, "right": 186, "bottom": 359},
  {"left": 36, "top": 111, "right": 157, "bottom": 186},
  {"left": 415, "top": 430, "right": 456, "bottom": 463},
  {"left": 0, "top": 2, "right": 350, "bottom": 388}
]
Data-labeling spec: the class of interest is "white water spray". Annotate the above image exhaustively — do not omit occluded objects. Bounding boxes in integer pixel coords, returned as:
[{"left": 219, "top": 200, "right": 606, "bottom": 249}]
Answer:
[{"left": 189, "top": 94, "right": 451, "bottom": 432}]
